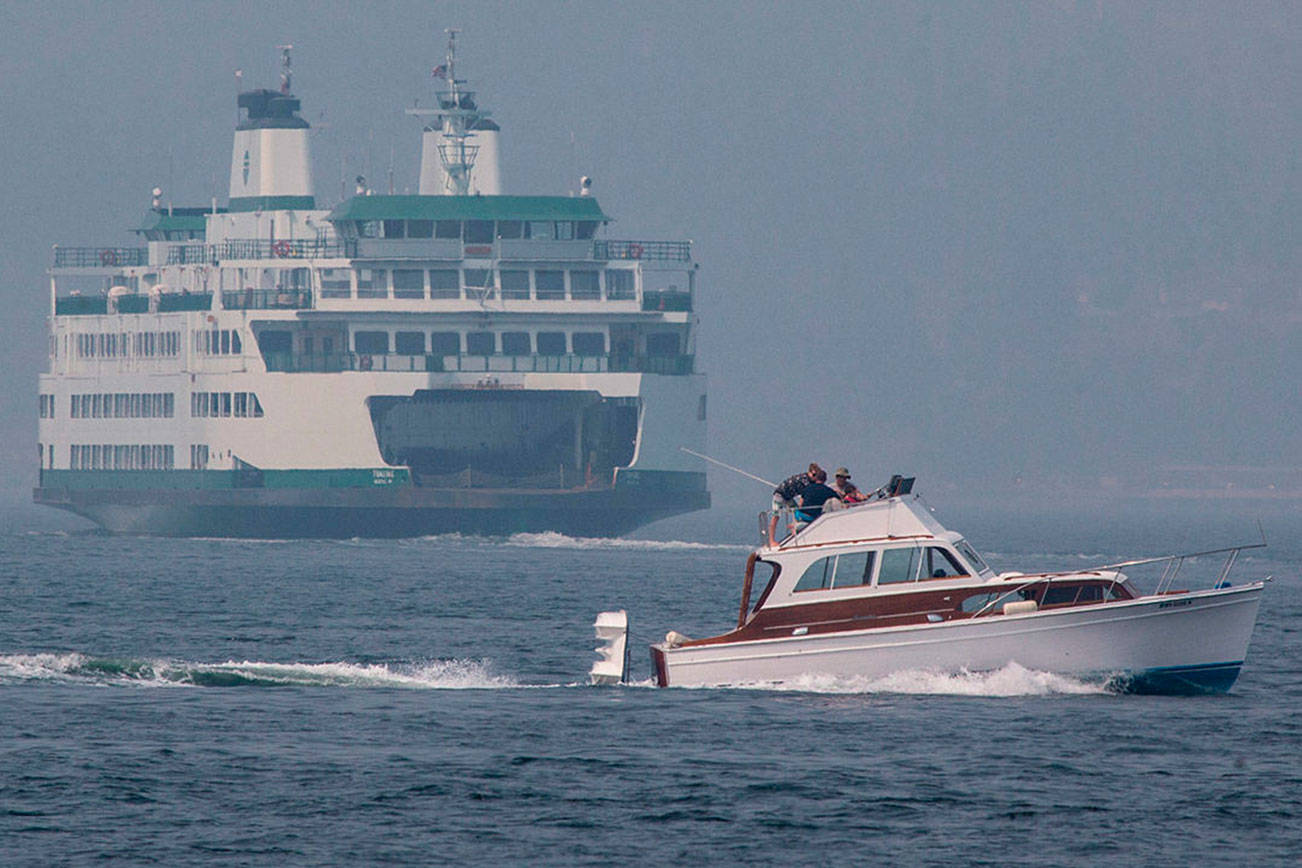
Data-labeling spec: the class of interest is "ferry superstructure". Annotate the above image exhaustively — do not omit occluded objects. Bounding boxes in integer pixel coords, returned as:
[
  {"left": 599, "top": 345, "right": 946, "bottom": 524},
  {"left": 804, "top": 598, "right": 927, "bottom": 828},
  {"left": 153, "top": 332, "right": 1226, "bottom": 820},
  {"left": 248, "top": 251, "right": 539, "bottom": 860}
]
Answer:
[{"left": 34, "top": 39, "right": 709, "bottom": 537}]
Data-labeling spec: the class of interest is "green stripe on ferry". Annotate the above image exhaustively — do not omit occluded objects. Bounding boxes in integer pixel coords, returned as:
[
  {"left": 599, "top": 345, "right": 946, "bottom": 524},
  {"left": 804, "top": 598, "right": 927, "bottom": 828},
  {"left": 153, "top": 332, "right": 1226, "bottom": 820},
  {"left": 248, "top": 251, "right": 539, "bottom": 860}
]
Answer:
[{"left": 39, "top": 468, "right": 410, "bottom": 490}]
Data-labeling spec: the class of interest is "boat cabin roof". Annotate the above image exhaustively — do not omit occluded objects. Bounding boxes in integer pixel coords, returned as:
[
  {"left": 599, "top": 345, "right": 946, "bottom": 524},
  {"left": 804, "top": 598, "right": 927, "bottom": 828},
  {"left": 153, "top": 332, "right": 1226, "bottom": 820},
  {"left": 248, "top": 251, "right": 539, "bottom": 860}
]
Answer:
[{"left": 773, "top": 494, "right": 952, "bottom": 551}]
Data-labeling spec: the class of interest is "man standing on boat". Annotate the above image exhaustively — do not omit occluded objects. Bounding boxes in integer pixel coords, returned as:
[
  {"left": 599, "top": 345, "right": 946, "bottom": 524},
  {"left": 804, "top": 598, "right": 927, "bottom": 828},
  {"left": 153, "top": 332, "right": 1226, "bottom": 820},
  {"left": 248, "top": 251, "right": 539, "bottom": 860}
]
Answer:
[{"left": 770, "top": 463, "right": 826, "bottom": 543}]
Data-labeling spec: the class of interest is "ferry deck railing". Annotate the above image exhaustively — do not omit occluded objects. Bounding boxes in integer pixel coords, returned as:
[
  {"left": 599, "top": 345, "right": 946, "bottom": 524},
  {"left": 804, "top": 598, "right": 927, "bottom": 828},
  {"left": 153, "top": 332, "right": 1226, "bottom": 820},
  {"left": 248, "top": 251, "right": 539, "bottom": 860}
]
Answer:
[{"left": 262, "top": 351, "right": 695, "bottom": 375}]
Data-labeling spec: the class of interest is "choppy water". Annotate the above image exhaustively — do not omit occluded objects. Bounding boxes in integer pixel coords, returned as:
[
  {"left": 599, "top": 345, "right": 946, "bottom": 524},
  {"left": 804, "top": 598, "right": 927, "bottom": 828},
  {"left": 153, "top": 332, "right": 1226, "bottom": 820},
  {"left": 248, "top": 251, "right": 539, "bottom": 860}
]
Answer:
[{"left": 2, "top": 503, "right": 1300, "bottom": 865}]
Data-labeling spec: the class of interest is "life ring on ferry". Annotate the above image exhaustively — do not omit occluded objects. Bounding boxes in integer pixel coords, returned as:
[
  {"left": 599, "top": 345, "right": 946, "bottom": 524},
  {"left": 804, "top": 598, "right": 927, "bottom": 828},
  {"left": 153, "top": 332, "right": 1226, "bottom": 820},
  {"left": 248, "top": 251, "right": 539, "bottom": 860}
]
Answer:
[
  {"left": 627, "top": 243, "right": 644, "bottom": 260},
  {"left": 272, "top": 239, "right": 293, "bottom": 258},
  {"left": 358, "top": 354, "right": 373, "bottom": 371},
  {"left": 99, "top": 249, "right": 118, "bottom": 267}
]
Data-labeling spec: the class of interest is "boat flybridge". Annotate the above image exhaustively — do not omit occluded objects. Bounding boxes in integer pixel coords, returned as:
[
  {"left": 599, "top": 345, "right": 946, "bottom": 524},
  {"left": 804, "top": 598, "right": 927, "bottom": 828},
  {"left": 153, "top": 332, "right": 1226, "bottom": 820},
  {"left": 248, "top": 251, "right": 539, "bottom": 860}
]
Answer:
[{"left": 592, "top": 477, "right": 1267, "bottom": 694}]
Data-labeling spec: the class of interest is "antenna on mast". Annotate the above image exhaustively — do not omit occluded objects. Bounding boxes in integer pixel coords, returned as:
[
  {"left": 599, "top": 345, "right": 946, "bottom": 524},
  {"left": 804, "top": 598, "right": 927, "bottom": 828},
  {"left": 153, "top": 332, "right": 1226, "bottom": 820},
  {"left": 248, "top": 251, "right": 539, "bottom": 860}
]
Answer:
[{"left": 278, "top": 44, "right": 293, "bottom": 93}]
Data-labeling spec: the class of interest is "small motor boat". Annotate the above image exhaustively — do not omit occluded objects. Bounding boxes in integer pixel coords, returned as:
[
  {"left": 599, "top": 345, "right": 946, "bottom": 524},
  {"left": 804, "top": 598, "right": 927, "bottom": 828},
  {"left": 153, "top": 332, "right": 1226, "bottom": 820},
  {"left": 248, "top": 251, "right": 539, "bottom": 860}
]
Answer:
[{"left": 597, "top": 478, "right": 1267, "bottom": 694}]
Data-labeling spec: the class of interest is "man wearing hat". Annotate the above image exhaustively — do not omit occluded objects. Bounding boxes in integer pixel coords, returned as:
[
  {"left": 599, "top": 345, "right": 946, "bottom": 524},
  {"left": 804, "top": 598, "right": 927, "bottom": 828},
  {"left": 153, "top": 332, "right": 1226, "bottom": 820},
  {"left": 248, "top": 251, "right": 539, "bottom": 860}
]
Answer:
[{"left": 833, "top": 467, "right": 868, "bottom": 504}]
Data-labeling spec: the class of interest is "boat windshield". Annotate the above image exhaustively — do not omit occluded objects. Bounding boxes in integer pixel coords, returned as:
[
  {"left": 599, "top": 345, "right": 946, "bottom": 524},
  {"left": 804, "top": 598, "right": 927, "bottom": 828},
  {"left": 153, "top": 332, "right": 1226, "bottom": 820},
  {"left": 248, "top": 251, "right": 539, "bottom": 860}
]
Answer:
[
  {"left": 750, "top": 560, "right": 780, "bottom": 614},
  {"left": 955, "top": 539, "right": 991, "bottom": 575}
]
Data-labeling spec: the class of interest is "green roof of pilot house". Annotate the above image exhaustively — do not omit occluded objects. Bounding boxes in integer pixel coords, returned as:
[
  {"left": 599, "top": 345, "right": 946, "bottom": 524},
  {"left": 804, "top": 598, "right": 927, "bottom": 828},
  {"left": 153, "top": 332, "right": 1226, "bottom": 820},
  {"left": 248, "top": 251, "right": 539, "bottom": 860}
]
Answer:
[{"left": 327, "top": 194, "right": 609, "bottom": 224}]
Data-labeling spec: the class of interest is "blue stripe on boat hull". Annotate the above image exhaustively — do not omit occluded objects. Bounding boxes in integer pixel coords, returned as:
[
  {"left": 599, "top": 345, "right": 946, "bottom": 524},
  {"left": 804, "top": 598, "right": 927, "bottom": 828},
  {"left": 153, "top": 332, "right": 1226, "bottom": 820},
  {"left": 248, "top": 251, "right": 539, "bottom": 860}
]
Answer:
[{"left": 1105, "top": 662, "right": 1244, "bottom": 696}]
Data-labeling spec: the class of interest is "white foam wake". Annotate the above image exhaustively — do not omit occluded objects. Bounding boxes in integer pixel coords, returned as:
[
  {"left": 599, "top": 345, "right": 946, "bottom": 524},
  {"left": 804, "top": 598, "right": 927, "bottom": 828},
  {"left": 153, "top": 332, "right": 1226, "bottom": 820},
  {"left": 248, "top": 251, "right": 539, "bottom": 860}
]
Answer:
[
  {"left": 716, "top": 662, "right": 1104, "bottom": 696},
  {"left": 503, "top": 531, "right": 750, "bottom": 552},
  {"left": 0, "top": 653, "right": 517, "bottom": 689}
]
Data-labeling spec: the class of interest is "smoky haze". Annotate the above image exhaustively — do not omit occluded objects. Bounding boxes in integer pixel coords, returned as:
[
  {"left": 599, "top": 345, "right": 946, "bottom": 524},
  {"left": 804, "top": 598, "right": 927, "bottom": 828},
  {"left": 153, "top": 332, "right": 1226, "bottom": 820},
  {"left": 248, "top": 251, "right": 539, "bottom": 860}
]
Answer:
[{"left": 0, "top": 1, "right": 1297, "bottom": 518}]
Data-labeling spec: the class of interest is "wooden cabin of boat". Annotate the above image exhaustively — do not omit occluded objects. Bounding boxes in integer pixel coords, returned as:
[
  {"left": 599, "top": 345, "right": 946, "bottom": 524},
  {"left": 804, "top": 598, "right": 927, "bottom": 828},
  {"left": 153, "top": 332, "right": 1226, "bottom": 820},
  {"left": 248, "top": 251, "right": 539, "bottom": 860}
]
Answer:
[{"left": 686, "top": 492, "right": 1138, "bottom": 650}]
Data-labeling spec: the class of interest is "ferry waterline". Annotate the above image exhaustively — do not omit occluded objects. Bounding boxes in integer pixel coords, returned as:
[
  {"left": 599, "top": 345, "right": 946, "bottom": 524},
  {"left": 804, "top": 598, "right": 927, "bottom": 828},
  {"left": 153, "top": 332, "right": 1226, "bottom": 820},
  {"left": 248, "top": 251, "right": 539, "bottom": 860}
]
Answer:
[{"left": 34, "top": 37, "right": 709, "bottom": 537}]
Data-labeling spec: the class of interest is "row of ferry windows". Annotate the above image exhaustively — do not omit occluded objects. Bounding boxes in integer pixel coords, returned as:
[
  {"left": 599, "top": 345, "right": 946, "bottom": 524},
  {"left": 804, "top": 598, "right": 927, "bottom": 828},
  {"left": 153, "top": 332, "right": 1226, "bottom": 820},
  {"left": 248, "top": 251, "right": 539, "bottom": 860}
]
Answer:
[
  {"left": 190, "top": 392, "right": 264, "bottom": 418},
  {"left": 193, "top": 329, "right": 243, "bottom": 355},
  {"left": 353, "top": 330, "right": 611, "bottom": 357},
  {"left": 349, "top": 219, "right": 599, "bottom": 243},
  {"left": 69, "top": 444, "right": 174, "bottom": 470},
  {"left": 793, "top": 547, "right": 971, "bottom": 592},
  {"left": 320, "top": 268, "right": 633, "bottom": 301},
  {"left": 71, "top": 393, "right": 175, "bottom": 419},
  {"left": 74, "top": 331, "right": 180, "bottom": 359}
]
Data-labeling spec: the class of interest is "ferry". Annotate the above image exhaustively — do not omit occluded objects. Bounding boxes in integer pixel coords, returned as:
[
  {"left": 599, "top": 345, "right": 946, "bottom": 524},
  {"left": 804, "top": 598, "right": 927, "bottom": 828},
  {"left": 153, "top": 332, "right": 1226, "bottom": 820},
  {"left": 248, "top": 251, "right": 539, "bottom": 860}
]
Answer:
[
  {"left": 34, "top": 36, "right": 709, "bottom": 537},
  {"left": 593, "top": 478, "right": 1267, "bottom": 693}
]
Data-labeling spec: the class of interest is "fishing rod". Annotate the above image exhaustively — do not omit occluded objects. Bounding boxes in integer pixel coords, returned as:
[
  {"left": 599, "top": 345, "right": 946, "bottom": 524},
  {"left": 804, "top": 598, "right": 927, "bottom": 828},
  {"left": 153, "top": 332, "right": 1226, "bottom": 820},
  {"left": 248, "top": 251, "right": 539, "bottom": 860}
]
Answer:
[{"left": 678, "top": 447, "right": 775, "bottom": 488}]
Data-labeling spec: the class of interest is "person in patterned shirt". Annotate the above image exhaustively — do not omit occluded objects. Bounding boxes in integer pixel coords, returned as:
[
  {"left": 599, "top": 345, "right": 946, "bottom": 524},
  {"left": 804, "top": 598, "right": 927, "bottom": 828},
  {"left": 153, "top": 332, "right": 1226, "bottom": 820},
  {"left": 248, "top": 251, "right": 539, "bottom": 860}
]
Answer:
[{"left": 769, "top": 463, "right": 824, "bottom": 543}]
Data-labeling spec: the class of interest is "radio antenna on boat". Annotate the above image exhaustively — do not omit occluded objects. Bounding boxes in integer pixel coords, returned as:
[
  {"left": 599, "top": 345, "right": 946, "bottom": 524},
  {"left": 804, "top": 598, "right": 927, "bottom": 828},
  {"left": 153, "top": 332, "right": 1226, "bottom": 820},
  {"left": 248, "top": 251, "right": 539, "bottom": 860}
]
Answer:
[{"left": 679, "top": 447, "right": 775, "bottom": 488}]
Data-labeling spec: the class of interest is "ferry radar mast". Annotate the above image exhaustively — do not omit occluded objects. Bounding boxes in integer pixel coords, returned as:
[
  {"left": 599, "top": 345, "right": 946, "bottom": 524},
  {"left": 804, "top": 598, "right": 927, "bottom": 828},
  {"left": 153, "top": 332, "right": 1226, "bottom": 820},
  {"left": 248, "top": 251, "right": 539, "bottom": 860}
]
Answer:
[{"left": 407, "top": 29, "right": 501, "bottom": 196}]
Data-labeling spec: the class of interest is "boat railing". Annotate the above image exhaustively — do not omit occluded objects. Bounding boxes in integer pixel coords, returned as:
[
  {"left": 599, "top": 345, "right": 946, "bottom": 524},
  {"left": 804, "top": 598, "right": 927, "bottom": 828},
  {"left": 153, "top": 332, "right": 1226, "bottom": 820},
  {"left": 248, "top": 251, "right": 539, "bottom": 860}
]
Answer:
[
  {"left": 1096, "top": 542, "right": 1267, "bottom": 595},
  {"left": 972, "top": 541, "right": 1268, "bottom": 618},
  {"left": 165, "top": 238, "right": 357, "bottom": 264},
  {"left": 52, "top": 246, "right": 149, "bottom": 269},
  {"left": 594, "top": 239, "right": 692, "bottom": 262}
]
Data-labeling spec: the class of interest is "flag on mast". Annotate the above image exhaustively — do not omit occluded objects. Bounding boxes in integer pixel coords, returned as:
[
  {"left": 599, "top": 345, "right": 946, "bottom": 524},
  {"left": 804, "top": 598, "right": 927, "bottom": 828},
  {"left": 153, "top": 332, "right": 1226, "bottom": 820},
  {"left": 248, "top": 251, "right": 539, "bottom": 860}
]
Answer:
[{"left": 431, "top": 64, "right": 448, "bottom": 79}]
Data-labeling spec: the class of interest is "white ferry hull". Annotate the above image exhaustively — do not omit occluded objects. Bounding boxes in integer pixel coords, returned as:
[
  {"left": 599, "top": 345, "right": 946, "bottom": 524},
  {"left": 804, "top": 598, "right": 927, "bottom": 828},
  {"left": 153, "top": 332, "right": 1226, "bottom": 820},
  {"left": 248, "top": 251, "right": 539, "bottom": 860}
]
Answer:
[{"left": 653, "top": 583, "right": 1264, "bottom": 694}]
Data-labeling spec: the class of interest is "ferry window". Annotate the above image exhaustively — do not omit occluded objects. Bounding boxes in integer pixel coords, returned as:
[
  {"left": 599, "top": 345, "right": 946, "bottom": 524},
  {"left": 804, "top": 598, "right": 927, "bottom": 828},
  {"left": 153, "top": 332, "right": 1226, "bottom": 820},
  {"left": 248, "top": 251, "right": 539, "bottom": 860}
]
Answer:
[
  {"left": 878, "top": 547, "right": 920, "bottom": 584},
  {"left": 258, "top": 330, "right": 292, "bottom": 354},
  {"left": 646, "top": 333, "right": 680, "bottom": 357},
  {"left": 252, "top": 394, "right": 263, "bottom": 417},
  {"left": 464, "top": 220, "right": 494, "bottom": 244},
  {"left": 535, "top": 270, "right": 564, "bottom": 299},
  {"left": 466, "top": 332, "right": 495, "bottom": 355},
  {"left": 435, "top": 220, "right": 461, "bottom": 239},
  {"left": 528, "top": 221, "right": 553, "bottom": 240},
  {"left": 501, "top": 332, "right": 531, "bottom": 355},
  {"left": 606, "top": 271, "right": 634, "bottom": 299},
  {"left": 220, "top": 330, "right": 231, "bottom": 354},
  {"left": 359, "top": 269, "right": 387, "bottom": 299},
  {"left": 429, "top": 269, "right": 459, "bottom": 299},
  {"left": 555, "top": 221, "right": 574, "bottom": 240},
  {"left": 954, "top": 540, "right": 990, "bottom": 575},
  {"left": 234, "top": 392, "right": 248, "bottom": 416},
  {"left": 833, "top": 551, "right": 875, "bottom": 588},
  {"left": 430, "top": 332, "right": 460, "bottom": 355},
  {"left": 500, "top": 270, "right": 530, "bottom": 299},
  {"left": 921, "top": 547, "right": 967, "bottom": 580},
  {"left": 536, "top": 332, "right": 567, "bottom": 355},
  {"left": 220, "top": 393, "right": 232, "bottom": 417},
  {"left": 395, "top": 332, "right": 425, "bottom": 355},
  {"left": 382, "top": 219, "right": 406, "bottom": 239},
  {"left": 393, "top": 269, "right": 425, "bottom": 299},
  {"left": 571, "top": 271, "right": 600, "bottom": 299},
  {"left": 463, "top": 269, "right": 495, "bottom": 294},
  {"left": 497, "top": 220, "right": 523, "bottom": 240},
  {"left": 357, "top": 221, "right": 379, "bottom": 238},
  {"left": 794, "top": 557, "right": 834, "bottom": 592},
  {"left": 572, "top": 332, "right": 606, "bottom": 356},
  {"left": 231, "top": 331, "right": 242, "bottom": 354},
  {"left": 354, "top": 331, "right": 390, "bottom": 354},
  {"left": 408, "top": 219, "right": 434, "bottom": 239},
  {"left": 575, "top": 221, "right": 597, "bottom": 240}
]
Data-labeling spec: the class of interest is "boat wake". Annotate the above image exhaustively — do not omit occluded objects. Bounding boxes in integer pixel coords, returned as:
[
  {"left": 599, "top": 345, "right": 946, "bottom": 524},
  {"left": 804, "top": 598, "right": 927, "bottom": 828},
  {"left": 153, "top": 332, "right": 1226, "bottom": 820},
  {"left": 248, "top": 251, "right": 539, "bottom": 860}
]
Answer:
[
  {"left": 714, "top": 663, "right": 1105, "bottom": 697},
  {"left": 0, "top": 653, "right": 517, "bottom": 689}
]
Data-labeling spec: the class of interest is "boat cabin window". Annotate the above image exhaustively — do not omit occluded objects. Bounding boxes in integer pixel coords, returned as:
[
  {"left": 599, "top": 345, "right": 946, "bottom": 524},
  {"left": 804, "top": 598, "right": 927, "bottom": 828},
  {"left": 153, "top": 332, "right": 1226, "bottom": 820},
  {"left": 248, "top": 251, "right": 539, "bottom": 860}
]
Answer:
[
  {"left": 435, "top": 220, "right": 461, "bottom": 239},
  {"left": 408, "top": 219, "right": 434, "bottom": 239},
  {"left": 794, "top": 551, "right": 877, "bottom": 592},
  {"left": 959, "top": 592, "right": 1002, "bottom": 614},
  {"left": 497, "top": 220, "right": 524, "bottom": 240},
  {"left": 572, "top": 332, "right": 606, "bottom": 356},
  {"left": 576, "top": 221, "right": 598, "bottom": 240},
  {"left": 536, "top": 270, "right": 564, "bottom": 299},
  {"left": 877, "top": 547, "right": 920, "bottom": 584},
  {"left": 393, "top": 269, "right": 424, "bottom": 299},
  {"left": 794, "top": 557, "right": 833, "bottom": 592},
  {"left": 382, "top": 219, "right": 405, "bottom": 239},
  {"left": 920, "top": 547, "right": 968, "bottom": 580},
  {"left": 1042, "top": 584, "right": 1107, "bottom": 606},
  {"left": 833, "top": 551, "right": 875, "bottom": 588},
  {"left": 571, "top": 271, "right": 600, "bottom": 299},
  {"left": 954, "top": 539, "right": 991, "bottom": 575},
  {"left": 500, "top": 270, "right": 530, "bottom": 299}
]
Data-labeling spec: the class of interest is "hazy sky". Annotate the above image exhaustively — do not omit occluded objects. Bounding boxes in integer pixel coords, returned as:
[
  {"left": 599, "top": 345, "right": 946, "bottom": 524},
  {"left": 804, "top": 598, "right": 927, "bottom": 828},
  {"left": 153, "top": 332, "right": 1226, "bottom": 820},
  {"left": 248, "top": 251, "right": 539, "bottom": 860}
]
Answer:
[{"left": 1, "top": 1, "right": 1297, "bottom": 510}]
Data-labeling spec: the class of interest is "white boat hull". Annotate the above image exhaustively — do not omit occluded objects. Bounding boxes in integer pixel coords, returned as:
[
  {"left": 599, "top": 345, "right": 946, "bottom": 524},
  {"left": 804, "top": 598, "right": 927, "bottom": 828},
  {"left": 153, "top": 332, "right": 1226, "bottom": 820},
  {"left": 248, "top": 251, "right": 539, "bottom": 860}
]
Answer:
[{"left": 654, "top": 583, "right": 1264, "bottom": 694}]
